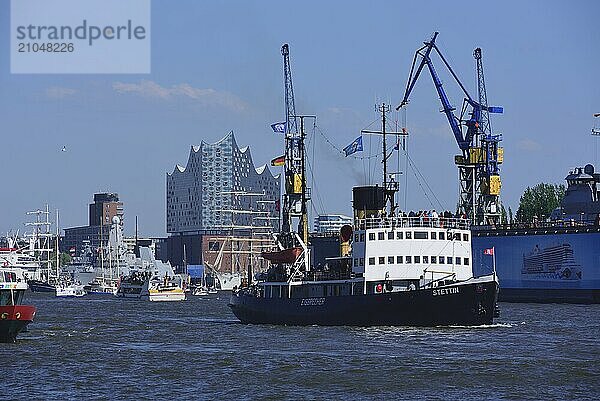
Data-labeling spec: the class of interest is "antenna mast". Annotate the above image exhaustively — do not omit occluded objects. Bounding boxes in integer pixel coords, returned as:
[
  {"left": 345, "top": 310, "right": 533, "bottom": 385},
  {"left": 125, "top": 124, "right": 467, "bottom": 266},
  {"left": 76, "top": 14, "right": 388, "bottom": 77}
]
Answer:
[{"left": 361, "top": 103, "right": 405, "bottom": 215}]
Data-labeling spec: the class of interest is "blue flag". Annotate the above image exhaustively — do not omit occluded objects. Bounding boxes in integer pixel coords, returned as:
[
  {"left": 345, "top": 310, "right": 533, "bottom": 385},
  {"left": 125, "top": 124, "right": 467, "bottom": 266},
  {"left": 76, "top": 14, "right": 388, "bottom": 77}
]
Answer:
[
  {"left": 343, "top": 136, "right": 363, "bottom": 157},
  {"left": 271, "top": 122, "right": 286, "bottom": 133}
]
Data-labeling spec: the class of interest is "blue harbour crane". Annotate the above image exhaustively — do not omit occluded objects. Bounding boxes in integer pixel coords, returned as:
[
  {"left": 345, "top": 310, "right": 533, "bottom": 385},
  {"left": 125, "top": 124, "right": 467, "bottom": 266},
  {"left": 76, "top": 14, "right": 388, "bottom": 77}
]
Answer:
[{"left": 397, "top": 32, "right": 504, "bottom": 225}]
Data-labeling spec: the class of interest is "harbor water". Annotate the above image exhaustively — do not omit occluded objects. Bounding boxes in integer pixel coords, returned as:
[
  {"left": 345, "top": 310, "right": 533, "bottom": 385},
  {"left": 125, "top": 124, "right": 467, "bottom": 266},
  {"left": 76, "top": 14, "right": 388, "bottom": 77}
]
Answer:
[{"left": 2, "top": 293, "right": 599, "bottom": 400}]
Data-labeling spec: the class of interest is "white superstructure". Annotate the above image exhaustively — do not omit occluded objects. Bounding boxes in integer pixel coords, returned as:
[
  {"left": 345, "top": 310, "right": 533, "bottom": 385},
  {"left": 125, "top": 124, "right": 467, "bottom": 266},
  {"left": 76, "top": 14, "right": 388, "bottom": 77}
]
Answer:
[{"left": 351, "top": 216, "right": 472, "bottom": 292}]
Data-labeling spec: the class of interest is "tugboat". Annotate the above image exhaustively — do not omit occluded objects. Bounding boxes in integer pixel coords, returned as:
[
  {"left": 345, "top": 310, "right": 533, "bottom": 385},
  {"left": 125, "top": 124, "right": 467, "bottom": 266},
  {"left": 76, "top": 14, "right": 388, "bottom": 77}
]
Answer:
[
  {"left": 229, "top": 53, "right": 499, "bottom": 326},
  {"left": 229, "top": 187, "right": 499, "bottom": 326},
  {"left": 0, "top": 266, "right": 36, "bottom": 342}
]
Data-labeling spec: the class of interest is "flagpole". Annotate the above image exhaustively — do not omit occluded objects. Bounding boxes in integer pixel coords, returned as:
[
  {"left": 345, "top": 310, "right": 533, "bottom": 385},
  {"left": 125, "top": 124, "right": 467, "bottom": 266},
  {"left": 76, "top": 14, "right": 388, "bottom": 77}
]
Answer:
[{"left": 493, "top": 247, "right": 497, "bottom": 282}]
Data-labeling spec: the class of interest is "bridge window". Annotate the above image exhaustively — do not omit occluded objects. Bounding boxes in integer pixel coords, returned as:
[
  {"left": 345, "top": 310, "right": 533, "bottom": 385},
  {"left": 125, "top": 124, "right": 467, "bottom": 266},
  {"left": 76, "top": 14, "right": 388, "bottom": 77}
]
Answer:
[
  {"left": 360, "top": 233, "right": 365, "bottom": 242},
  {"left": 354, "top": 234, "right": 360, "bottom": 242},
  {"left": 464, "top": 257, "right": 469, "bottom": 266},
  {"left": 397, "top": 256, "right": 403, "bottom": 264},
  {"left": 439, "top": 256, "right": 445, "bottom": 264},
  {"left": 378, "top": 232, "right": 385, "bottom": 240},
  {"left": 423, "top": 256, "right": 429, "bottom": 264},
  {"left": 431, "top": 232, "right": 437, "bottom": 240},
  {"left": 396, "top": 231, "right": 403, "bottom": 240},
  {"left": 379, "top": 257, "right": 385, "bottom": 265},
  {"left": 463, "top": 233, "right": 469, "bottom": 241},
  {"left": 414, "top": 256, "right": 421, "bottom": 264},
  {"left": 388, "top": 231, "right": 394, "bottom": 240},
  {"left": 354, "top": 258, "right": 359, "bottom": 267},
  {"left": 431, "top": 256, "right": 437, "bottom": 264},
  {"left": 368, "top": 257, "right": 375, "bottom": 265},
  {"left": 439, "top": 232, "right": 445, "bottom": 240},
  {"left": 455, "top": 257, "right": 462, "bottom": 265},
  {"left": 406, "top": 232, "right": 412, "bottom": 239},
  {"left": 447, "top": 257, "right": 453, "bottom": 264},
  {"left": 414, "top": 231, "right": 428, "bottom": 239},
  {"left": 406, "top": 256, "right": 412, "bottom": 264},
  {"left": 388, "top": 256, "right": 394, "bottom": 264},
  {"left": 360, "top": 258, "right": 364, "bottom": 266},
  {"left": 369, "top": 233, "right": 375, "bottom": 241}
]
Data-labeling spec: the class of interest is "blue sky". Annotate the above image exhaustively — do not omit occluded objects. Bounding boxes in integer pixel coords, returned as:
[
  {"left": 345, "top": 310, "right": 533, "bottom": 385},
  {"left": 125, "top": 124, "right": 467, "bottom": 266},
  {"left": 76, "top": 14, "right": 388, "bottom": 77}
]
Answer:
[{"left": 0, "top": 0, "right": 598, "bottom": 236}]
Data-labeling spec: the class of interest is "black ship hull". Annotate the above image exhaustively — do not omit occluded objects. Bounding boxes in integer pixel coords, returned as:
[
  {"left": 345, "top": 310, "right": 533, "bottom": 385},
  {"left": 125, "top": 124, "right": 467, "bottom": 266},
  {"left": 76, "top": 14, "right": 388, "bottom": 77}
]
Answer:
[
  {"left": 0, "top": 319, "right": 31, "bottom": 343},
  {"left": 28, "top": 280, "right": 56, "bottom": 293},
  {"left": 0, "top": 305, "right": 36, "bottom": 343},
  {"left": 229, "top": 276, "right": 498, "bottom": 327}
]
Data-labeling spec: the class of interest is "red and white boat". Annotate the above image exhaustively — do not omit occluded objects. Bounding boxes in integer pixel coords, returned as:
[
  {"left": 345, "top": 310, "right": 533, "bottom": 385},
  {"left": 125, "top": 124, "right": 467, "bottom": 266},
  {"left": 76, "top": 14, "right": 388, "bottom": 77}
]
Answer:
[{"left": 0, "top": 267, "right": 36, "bottom": 342}]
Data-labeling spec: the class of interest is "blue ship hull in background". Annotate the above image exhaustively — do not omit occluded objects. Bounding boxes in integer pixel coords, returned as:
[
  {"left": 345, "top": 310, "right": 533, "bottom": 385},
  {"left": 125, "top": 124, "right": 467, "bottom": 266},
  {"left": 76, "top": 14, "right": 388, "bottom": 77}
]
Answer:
[
  {"left": 472, "top": 163, "right": 600, "bottom": 303},
  {"left": 473, "top": 229, "right": 600, "bottom": 303}
]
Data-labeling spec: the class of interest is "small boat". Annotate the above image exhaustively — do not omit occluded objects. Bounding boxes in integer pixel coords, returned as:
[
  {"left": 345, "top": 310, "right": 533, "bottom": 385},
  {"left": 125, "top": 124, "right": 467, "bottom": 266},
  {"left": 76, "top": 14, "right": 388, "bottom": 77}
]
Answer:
[
  {"left": 1, "top": 267, "right": 36, "bottom": 342},
  {"left": 192, "top": 286, "right": 209, "bottom": 296},
  {"left": 55, "top": 283, "right": 86, "bottom": 298},
  {"left": 84, "top": 278, "right": 117, "bottom": 296},
  {"left": 143, "top": 274, "right": 185, "bottom": 302}
]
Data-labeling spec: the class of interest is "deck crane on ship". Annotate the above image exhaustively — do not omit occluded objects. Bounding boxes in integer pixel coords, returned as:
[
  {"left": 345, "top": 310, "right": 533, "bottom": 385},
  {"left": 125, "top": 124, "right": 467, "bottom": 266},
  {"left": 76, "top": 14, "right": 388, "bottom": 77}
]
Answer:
[{"left": 397, "top": 32, "right": 504, "bottom": 225}]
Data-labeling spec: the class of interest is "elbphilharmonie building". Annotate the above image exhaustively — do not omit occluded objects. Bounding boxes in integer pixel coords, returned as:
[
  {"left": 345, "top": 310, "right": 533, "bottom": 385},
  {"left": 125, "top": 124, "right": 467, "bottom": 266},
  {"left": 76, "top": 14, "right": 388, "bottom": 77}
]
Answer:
[{"left": 166, "top": 132, "right": 280, "bottom": 234}]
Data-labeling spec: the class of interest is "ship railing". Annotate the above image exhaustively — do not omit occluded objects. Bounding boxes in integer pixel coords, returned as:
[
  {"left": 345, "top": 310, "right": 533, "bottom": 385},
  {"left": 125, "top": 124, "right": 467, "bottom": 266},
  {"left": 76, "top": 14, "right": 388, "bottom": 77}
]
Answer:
[
  {"left": 420, "top": 270, "right": 457, "bottom": 289},
  {"left": 355, "top": 216, "right": 470, "bottom": 231},
  {"left": 472, "top": 219, "right": 600, "bottom": 231}
]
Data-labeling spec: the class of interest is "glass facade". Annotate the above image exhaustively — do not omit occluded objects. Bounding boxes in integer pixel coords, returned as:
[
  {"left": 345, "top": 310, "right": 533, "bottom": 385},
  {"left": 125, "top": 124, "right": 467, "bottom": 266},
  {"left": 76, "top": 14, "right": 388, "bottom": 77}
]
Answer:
[{"left": 166, "top": 132, "right": 280, "bottom": 234}]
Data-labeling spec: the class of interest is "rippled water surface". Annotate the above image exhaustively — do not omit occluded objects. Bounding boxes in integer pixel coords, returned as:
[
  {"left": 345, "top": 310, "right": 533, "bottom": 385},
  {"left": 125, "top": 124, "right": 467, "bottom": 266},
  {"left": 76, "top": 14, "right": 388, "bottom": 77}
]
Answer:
[{"left": 2, "top": 293, "right": 599, "bottom": 400}]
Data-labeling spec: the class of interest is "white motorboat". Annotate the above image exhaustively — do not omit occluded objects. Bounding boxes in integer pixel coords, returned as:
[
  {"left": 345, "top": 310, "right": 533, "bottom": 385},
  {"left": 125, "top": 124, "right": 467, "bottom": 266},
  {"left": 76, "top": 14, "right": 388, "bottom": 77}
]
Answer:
[
  {"left": 55, "top": 283, "right": 86, "bottom": 298},
  {"left": 192, "top": 286, "right": 209, "bottom": 296},
  {"left": 143, "top": 274, "right": 185, "bottom": 301}
]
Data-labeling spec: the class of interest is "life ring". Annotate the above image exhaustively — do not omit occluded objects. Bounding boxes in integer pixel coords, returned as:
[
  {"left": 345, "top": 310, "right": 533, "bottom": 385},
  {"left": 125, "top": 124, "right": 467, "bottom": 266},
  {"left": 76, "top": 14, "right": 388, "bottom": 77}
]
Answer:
[
  {"left": 2, "top": 260, "right": 7, "bottom": 267},
  {"left": 15, "top": 312, "right": 21, "bottom": 319},
  {"left": 0, "top": 312, "right": 8, "bottom": 320},
  {"left": 375, "top": 283, "right": 383, "bottom": 293}
]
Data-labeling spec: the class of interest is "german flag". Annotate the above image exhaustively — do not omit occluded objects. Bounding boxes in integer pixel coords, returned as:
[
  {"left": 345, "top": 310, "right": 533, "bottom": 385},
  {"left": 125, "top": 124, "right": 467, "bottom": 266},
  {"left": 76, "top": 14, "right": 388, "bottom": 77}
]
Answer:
[{"left": 271, "top": 155, "right": 285, "bottom": 166}]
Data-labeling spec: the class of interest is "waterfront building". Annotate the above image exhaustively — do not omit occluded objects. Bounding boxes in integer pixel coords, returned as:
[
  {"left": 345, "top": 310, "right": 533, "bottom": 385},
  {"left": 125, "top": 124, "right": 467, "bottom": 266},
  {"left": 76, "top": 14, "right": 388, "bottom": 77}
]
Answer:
[
  {"left": 164, "top": 132, "right": 280, "bottom": 271},
  {"left": 166, "top": 132, "right": 280, "bottom": 234},
  {"left": 89, "top": 192, "right": 124, "bottom": 226},
  {"left": 62, "top": 193, "right": 124, "bottom": 253}
]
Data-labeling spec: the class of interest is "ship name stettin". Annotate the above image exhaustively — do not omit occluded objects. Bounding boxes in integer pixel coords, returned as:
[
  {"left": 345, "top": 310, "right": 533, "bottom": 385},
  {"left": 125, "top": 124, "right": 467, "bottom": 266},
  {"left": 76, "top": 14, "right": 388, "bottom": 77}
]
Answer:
[
  {"left": 432, "top": 287, "right": 459, "bottom": 296},
  {"left": 300, "top": 297, "right": 326, "bottom": 306}
]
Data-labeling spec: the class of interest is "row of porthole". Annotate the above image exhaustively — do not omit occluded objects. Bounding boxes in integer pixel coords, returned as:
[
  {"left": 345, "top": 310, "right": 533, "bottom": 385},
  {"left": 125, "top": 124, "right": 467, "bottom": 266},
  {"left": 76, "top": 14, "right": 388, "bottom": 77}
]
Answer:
[{"left": 354, "top": 255, "right": 470, "bottom": 267}]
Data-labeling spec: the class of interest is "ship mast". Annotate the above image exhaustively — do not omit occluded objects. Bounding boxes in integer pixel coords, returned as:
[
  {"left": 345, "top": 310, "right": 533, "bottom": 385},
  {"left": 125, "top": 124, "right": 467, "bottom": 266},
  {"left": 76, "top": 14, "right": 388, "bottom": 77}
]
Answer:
[{"left": 361, "top": 103, "right": 405, "bottom": 215}]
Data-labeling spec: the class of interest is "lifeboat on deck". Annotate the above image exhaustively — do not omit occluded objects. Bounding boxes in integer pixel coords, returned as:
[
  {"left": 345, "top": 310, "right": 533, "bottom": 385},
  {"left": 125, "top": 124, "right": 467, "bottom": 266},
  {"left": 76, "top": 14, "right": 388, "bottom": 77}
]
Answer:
[{"left": 261, "top": 247, "right": 302, "bottom": 264}]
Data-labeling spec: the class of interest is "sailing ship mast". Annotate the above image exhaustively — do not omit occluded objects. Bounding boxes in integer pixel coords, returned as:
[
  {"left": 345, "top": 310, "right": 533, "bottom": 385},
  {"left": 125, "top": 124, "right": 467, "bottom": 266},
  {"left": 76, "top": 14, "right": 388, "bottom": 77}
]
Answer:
[{"left": 25, "top": 205, "right": 54, "bottom": 282}]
